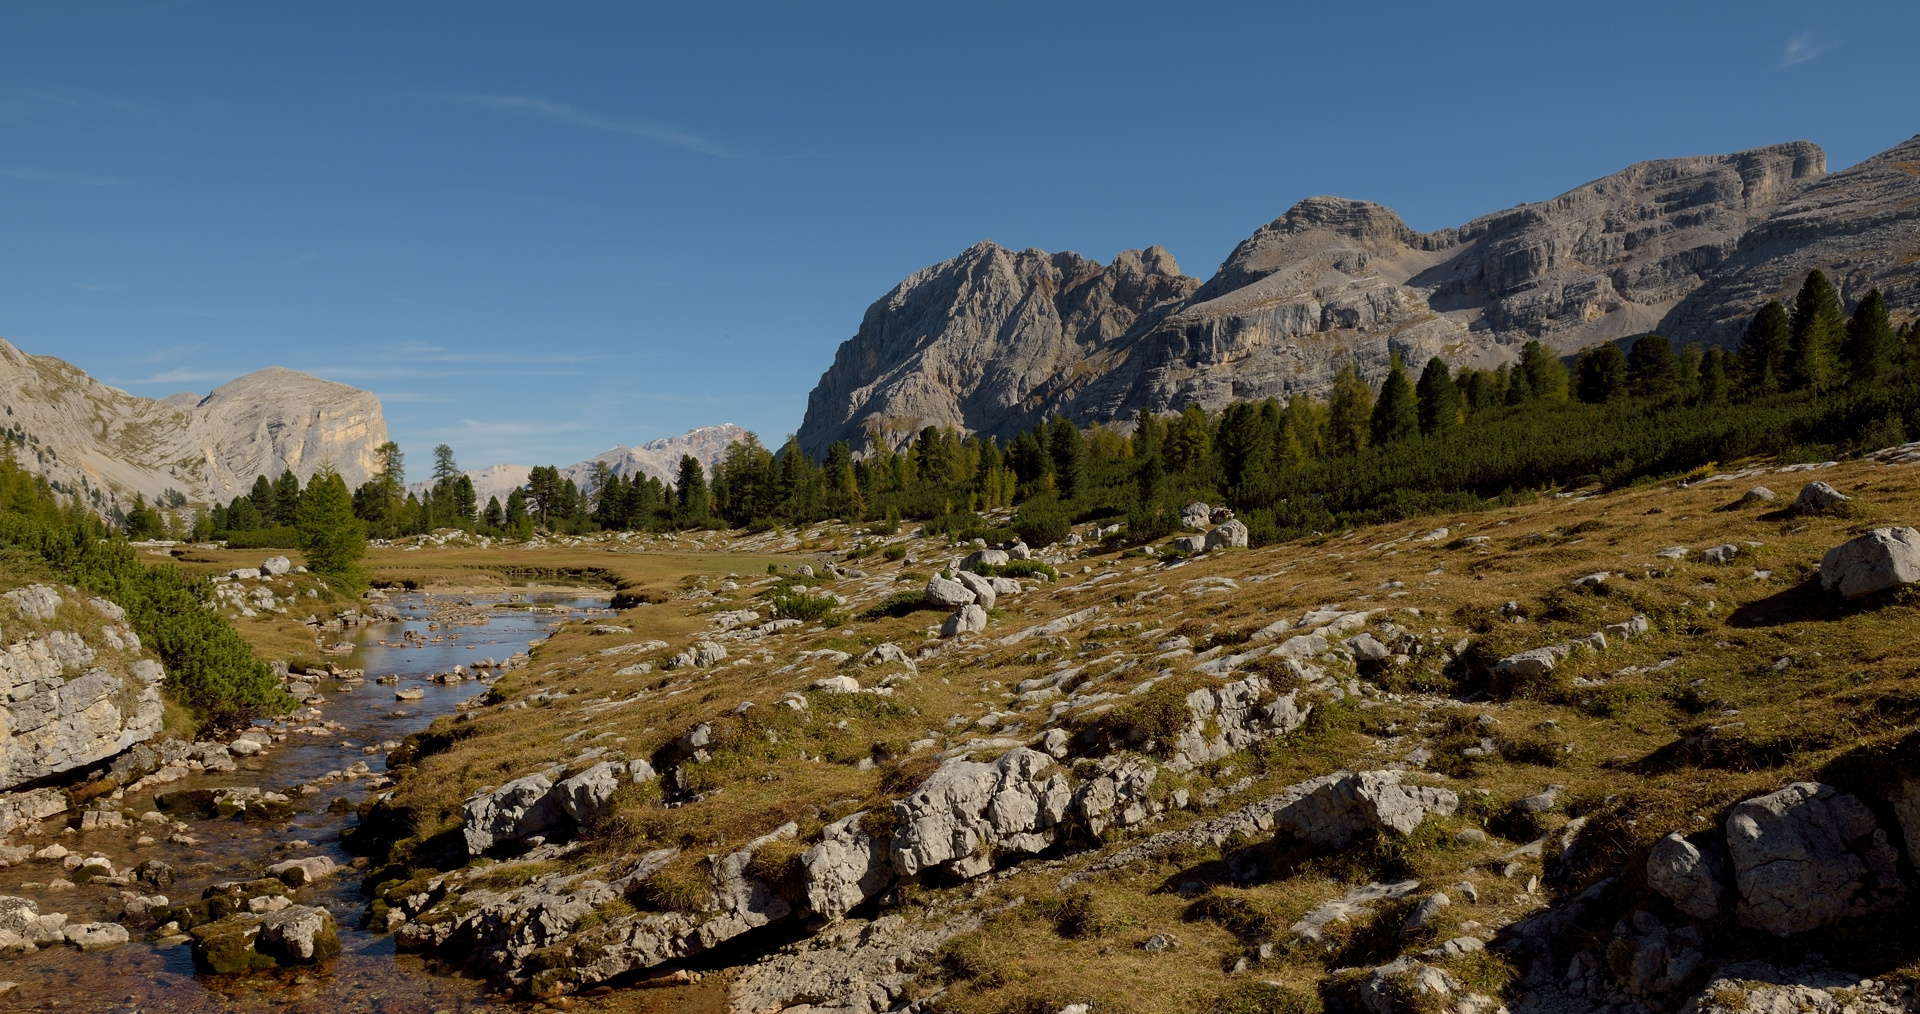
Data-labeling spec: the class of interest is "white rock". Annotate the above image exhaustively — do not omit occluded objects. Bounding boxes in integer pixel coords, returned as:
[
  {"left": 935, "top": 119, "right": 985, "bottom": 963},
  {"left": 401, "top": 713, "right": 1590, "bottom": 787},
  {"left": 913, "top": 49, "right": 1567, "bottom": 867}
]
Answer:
[
  {"left": 924, "top": 575, "right": 976, "bottom": 608},
  {"left": 1820, "top": 527, "right": 1920, "bottom": 599}
]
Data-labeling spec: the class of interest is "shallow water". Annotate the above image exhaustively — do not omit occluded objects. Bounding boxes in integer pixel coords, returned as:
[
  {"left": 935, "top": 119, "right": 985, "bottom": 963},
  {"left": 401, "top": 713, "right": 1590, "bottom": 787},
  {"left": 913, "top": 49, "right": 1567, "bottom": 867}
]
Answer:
[{"left": 0, "top": 590, "right": 612, "bottom": 1013}]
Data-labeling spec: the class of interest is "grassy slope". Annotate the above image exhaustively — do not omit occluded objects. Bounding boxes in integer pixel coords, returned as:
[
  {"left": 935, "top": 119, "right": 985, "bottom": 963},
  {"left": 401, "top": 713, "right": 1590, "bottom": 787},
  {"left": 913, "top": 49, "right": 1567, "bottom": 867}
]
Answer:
[{"left": 175, "top": 456, "right": 1920, "bottom": 1013}]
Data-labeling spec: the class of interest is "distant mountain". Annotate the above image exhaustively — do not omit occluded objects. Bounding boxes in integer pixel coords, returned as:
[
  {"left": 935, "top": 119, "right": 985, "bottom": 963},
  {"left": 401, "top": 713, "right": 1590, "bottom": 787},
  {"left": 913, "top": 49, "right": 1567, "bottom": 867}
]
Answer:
[
  {"left": 416, "top": 424, "right": 749, "bottom": 505},
  {"left": 0, "top": 340, "right": 389, "bottom": 510},
  {"left": 797, "top": 136, "right": 1920, "bottom": 454}
]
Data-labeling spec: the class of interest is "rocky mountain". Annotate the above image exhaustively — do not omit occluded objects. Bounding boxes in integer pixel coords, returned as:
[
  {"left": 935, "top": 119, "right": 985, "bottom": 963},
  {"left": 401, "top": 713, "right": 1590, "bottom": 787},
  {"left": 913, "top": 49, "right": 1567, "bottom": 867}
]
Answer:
[
  {"left": 798, "top": 136, "right": 1920, "bottom": 454},
  {"left": 0, "top": 340, "right": 389, "bottom": 509},
  {"left": 1662, "top": 133, "right": 1920, "bottom": 341},
  {"left": 422, "top": 424, "right": 749, "bottom": 505}
]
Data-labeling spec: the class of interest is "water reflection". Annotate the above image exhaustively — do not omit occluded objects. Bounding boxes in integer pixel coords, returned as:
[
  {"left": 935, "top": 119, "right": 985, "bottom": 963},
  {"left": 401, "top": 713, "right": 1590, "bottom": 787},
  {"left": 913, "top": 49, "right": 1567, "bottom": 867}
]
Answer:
[{"left": 0, "top": 589, "right": 610, "bottom": 1013}]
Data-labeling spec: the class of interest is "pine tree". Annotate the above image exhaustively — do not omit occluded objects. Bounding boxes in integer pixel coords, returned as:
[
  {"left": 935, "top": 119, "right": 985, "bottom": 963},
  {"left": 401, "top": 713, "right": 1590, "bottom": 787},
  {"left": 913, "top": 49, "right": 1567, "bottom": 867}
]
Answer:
[
  {"left": 1627, "top": 335, "right": 1680, "bottom": 398},
  {"left": 1738, "top": 300, "right": 1790, "bottom": 396},
  {"left": 484, "top": 496, "right": 505, "bottom": 530},
  {"left": 1520, "top": 340, "right": 1569, "bottom": 401},
  {"left": 1048, "top": 417, "right": 1088, "bottom": 499},
  {"left": 1842, "top": 288, "right": 1897, "bottom": 386},
  {"left": 1370, "top": 356, "right": 1419, "bottom": 445},
  {"left": 1218, "top": 401, "right": 1276, "bottom": 493},
  {"left": 1328, "top": 362, "right": 1373, "bottom": 453},
  {"left": 1415, "top": 356, "right": 1460, "bottom": 435},
  {"left": 675, "top": 454, "right": 709, "bottom": 522},
  {"left": 1786, "top": 270, "right": 1846, "bottom": 391},
  {"left": 1576, "top": 345, "right": 1627, "bottom": 403},
  {"left": 1132, "top": 408, "right": 1164, "bottom": 460},
  {"left": 249, "top": 475, "right": 276, "bottom": 525},
  {"left": 272, "top": 470, "right": 302, "bottom": 525},
  {"left": 453, "top": 474, "right": 478, "bottom": 524},
  {"left": 1697, "top": 347, "right": 1731, "bottom": 404},
  {"left": 1502, "top": 362, "right": 1532, "bottom": 405},
  {"left": 1166, "top": 405, "right": 1212, "bottom": 475},
  {"left": 296, "top": 462, "right": 365, "bottom": 586}
]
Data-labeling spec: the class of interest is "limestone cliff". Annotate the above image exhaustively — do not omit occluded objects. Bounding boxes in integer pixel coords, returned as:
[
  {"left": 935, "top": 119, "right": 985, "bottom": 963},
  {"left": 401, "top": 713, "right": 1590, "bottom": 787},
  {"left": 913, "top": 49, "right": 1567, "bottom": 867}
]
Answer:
[
  {"left": 798, "top": 243, "right": 1199, "bottom": 453},
  {"left": 0, "top": 584, "right": 164, "bottom": 792},
  {"left": 0, "top": 340, "right": 389, "bottom": 508},
  {"left": 1661, "top": 133, "right": 1920, "bottom": 341},
  {"left": 797, "top": 139, "right": 1856, "bottom": 451}
]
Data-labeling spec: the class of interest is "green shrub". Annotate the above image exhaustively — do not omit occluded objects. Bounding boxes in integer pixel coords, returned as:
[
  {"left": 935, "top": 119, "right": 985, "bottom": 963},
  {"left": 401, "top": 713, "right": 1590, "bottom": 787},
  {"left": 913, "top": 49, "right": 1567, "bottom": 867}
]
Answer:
[
  {"left": 1013, "top": 507, "right": 1070, "bottom": 548},
  {"left": 972, "top": 559, "right": 1057, "bottom": 581},
  {"left": 218, "top": 526, "right": 301, "bottom": 549},
  {"left": 858, "top": 591, "right": 940, "bottom": 620}
]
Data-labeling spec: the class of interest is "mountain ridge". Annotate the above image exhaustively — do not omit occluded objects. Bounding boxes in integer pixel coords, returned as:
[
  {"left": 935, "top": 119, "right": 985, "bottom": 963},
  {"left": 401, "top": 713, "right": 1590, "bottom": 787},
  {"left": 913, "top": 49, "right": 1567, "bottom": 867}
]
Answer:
[
  {"left": 0, "top": 340, "right": 389, "bottom": 509},
  {"left": 796, "top": 136, "right": 1920, "bottom": 455}
]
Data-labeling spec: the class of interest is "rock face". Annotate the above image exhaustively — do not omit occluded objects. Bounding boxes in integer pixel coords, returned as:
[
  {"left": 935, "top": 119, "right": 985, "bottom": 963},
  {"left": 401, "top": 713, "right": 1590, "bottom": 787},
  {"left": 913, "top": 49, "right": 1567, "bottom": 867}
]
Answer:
[
  {"left": 0, "top": 586, "right": 166, "bottom": 791},
  {"left": 798, "top": 243, "right": 1200, "bottom": 453},
  {"left": 797, "top": 140, "right": 1856, "bottom": 452},
  {"left": 1724, "top": 782, "right": 1904, "bottom": 936},
  {"left": 1662, "top": 133, "right": 1920, "bottom": 341},
  {"left": 0, "top": 343, "right": 389, "bottom": 505},
  {"left": 890, "top": 747, "right": 1071, "bottom": 879}
]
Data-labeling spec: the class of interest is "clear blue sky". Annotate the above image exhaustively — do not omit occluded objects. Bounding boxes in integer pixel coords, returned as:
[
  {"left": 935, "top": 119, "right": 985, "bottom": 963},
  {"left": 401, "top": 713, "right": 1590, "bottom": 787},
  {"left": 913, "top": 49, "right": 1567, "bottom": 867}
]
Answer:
[{"left": 3, "top": 2, "right": 1916, "bottom": 471}]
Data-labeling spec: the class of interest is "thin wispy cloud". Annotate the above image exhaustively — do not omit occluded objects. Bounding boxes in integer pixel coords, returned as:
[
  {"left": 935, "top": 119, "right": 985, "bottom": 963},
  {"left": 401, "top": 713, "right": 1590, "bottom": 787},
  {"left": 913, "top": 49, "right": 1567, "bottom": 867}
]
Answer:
[
  {"left": 3, "top": 165, "right": 122, "bottom": 186},
  {"left": 1781, "top": 34, "right": 1836, "bottom": 67},
  {"left": 454, "top": 93, "right": 736, "bottom": 157},
  {"left": 115, "top": 367, "right": 226, "bottom": 385}
]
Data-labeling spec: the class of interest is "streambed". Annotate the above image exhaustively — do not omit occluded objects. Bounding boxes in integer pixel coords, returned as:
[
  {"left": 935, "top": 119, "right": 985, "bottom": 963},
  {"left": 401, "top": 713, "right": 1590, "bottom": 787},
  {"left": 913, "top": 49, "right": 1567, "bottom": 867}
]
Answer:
[{"left": 0, "top": 590, "right": 611, "bottom": 1013}]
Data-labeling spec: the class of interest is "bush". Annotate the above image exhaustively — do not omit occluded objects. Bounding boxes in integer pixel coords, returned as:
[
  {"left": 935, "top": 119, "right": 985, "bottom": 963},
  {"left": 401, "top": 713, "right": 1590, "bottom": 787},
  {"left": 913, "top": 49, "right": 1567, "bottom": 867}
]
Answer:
[
  {"left": 219, "top": 526, "right": 301, "bottom": 549},
  {"left": 883, "top": 545, "right": 909, "bottom": 562},
  {"left": 972, "top": 559, "right": 1056, "bottom": 581},
  {"left": 770, "top": 590, "right": 841, "bottom": 623},
  {"left": 1013, "top": 507, "right": 1070, "bottom": 548},
  {"left": 858, "top": 591, "right": 940, "bottom": 620}
]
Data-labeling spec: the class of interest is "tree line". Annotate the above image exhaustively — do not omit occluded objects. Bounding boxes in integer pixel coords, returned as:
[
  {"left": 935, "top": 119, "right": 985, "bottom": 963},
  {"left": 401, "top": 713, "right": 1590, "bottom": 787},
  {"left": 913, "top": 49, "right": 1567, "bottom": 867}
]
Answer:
[{"left": 291, "top": 268, "right": 1917, "bottom": 552}]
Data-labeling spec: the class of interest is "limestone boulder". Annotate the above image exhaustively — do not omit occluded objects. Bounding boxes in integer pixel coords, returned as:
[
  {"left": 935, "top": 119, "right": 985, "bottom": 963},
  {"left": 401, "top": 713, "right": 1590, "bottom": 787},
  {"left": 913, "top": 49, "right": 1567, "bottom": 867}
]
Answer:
[
  {"left": 3, "top": 585, "right": 61, "bottom": 621},
  {"left": 461, "top": 774, "right": 565, "bottom": 855},
  {"left": 890, "top": 748, "right": 1071, "bottom": 878},
  {"left": 801, "top": 812, "right": 894, "bottom": 921},
  {"left": 953, "top": 571, "right": 997, "bottom": 609},
  {"left": 1796, "top": 481, "right": 1851, "bottom": 512},
  {"left": 256, "top": 905, "right": 339, "bottom": 963},
  {"left": 1646, "top": 833, "right": 1726, "bottom": 920},
  {"left": 1819, "top": 527, "right": 1920, "bottom": 599},
  {"left": 940, "top": 604, "right": 988, "bottom": 638},
  {"left": 1181, "top": 503, "right": 1211, "bottom": 530},
  {"left": 1205, "top": 519, "right": 1249, "bottom": 550},
  {"left": 924, "top": 575, "right": 975, "bottom": 608},
  {"left": 1724, "top": 781, "right": 1904, "bottom": 936},
  {"left": 960, "top": 549, "right": 1009, "bottom": 573}
]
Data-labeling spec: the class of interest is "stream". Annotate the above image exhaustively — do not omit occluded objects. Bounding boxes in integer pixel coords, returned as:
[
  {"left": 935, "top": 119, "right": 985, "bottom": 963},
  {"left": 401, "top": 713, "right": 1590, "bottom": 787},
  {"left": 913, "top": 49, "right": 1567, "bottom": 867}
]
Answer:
[{"left": 1, "top": 589, "right": 611, "bottom": 1013}]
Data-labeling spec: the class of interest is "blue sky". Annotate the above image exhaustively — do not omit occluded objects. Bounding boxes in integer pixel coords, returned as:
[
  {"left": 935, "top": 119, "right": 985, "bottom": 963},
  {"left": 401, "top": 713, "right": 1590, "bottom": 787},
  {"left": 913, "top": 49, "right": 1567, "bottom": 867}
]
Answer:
[{"left": 3, "top": 2, "right": 1916, "bottom": 470}]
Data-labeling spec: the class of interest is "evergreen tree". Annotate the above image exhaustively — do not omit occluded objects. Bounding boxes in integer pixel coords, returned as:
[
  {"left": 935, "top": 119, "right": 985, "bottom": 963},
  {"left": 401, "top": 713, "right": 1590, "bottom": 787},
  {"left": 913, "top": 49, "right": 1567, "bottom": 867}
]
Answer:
[
  {"left": 675, "top": 454, "right": 709, "bottom": 521},
  {"left": 1520, "top": 340, "right": 1569, "bottom": 401},
  {"left": 484, "top": 495, "right": 505, "bottom": 530},
  {"left": 1415, "top": 356, "right": 1460, "bottom": 434},
  {"left": 296, "top": 462, "right": 365, "bottom": 586},
  {"left": 1576, "top": 345, "right": 1627, "bottom": 403},
  {"left": 1627, "top": 335, "right": 1680, "bottom": 398},
  {"left": 272, "top": 470, "right": 302, "bottom": 525},
  {"left": 1048, "top": 417, "right": 1088, "bottom": 499},
  {"left": 1136, "top": 450, "right": 1164, "bottom": 504},
  {"left": 1786, "top": 269, "right": 1846, "bottom": 391},
  {"left": 225, "top": 495, "right": 263, "bottom": 532},
  {"left": 1739, "top": 300, "right": 1791, "bottom": 395},
  {"left": 1218, "top": 401, "right": 1276, "bottom": 493},
  {"left": 1697, "top": 347, "right": 1731, "bottom": 404},
  {"left": 505, "top": 487, "right": 529, "bottom": 529},
  {"left": 1166, "top": 405, "right": 1212, "bottom": 475},
  {"left": 524, "top": 465, "right": 562, "bottom": 528},
  {"left": 1370, "top": 356, "right": 1419, "bottom": 445},
  {"left": 1132, "top": 408, "right": 1164, "bottom": 460},
  {"left": 1502, "top": 362, "right": 1532, "bottom": 405},
  {"left": 432, "top": 443, "right": 460, "bottom": 485},
  {"left": 453, "top": 474, "right": 478, "bottom": 524},
  {"left": 1843, "top": 288, "right": 1897, "bottom": 386},
  {"left": 248, "top": 475, "right": 276, "bottom": 524},
  {"left": 1328, "top": 362, "right": 1373, "bottom": 453}
]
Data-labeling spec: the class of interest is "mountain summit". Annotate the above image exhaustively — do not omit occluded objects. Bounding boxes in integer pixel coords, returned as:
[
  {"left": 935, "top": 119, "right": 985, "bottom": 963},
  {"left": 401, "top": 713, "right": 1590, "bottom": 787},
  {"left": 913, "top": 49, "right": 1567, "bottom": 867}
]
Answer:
[
  {"left": 0, "top": 340, "right": 388, "bottom": 510},
  {"left": 791, "top": 136, "right": 1915, "bottom": 455}
]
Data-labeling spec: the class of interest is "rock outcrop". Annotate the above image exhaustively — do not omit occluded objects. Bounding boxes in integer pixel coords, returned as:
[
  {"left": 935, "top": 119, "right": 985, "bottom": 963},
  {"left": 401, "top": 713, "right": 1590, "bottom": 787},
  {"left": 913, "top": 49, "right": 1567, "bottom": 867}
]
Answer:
[
  {"left": 797, "top": 140, "right": 1860, "bottom": 452},
  {"left": 0, "top": 585, "right": 166, "bottom": 791},
  {"left": 1662, "top": 133, "right": 1920, "bottom": 341},
  {"left": 0, "top": 343, "right": 389, "bottom": 504}
]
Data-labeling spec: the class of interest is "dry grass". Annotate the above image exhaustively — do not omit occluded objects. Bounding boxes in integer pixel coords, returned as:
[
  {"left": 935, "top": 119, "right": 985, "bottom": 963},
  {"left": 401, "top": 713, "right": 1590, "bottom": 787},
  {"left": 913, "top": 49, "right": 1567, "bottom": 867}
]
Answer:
[{"left": 169, "top": 455, "right": 1920, "bottom": 1010}]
